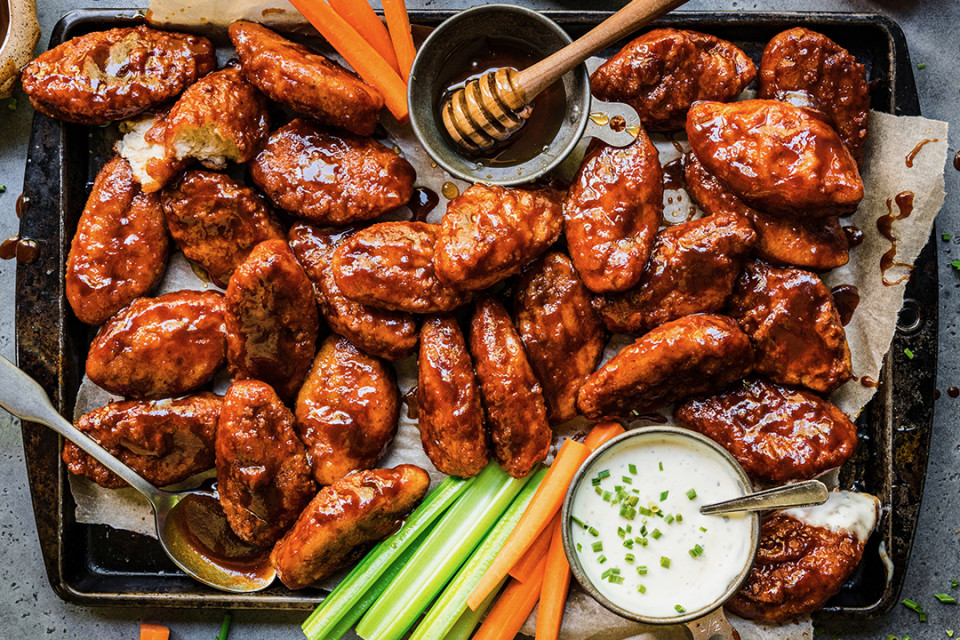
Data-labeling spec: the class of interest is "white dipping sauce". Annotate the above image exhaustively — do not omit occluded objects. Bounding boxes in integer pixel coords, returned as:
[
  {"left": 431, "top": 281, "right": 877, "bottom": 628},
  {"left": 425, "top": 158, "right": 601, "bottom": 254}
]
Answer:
[{"left": 570, "top": 432, "right": 755, "bottom": 619}]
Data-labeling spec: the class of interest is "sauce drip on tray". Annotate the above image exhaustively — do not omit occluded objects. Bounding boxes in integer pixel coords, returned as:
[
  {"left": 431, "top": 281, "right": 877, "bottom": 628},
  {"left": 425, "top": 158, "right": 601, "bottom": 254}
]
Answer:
[
  {"left": 877, "top": 191, "right": 915, "bottom": 286},
  {"left": 905, "top": 138, "right": 938, "bottom": 168},
  {"left": 830, "top": 285, "right": 860, "bottom": 326}
]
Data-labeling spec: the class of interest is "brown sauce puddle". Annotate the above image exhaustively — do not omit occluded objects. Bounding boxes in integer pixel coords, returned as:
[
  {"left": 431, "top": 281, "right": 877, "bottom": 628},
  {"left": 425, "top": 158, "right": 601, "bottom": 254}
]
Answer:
[
  {"left": 831, "top": 285, "right": 860, "bottom": 326},
  {"left": 877, "top": 191, "right": 914, "bottom": 286}
]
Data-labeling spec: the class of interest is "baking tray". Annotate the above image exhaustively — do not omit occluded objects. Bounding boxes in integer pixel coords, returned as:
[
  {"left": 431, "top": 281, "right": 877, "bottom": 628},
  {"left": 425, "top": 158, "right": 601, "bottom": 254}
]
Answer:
[{"left": 15, "top": 8, "right": 936, "bottom": 616}]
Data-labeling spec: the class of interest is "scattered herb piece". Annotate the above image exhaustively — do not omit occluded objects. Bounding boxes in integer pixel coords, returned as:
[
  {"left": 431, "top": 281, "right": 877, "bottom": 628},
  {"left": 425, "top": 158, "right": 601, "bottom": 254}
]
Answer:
[
  {"left": 597, "top": 469, "right": 610, "bottom": 480},
  {"left": 660, "top": 556, "right": 671, "bottom": 569},
  {"left": 625, "top": 553, "right": 635, "bottom": 563},
  {"left": 594, "top": 486, "right": 602, "bottom": 496},
  {"left": 609, "top": 575, "right": 624, "bottom": 585},
  {"left": 950, "top": 259, "right": 960, "bottom": 272},
  {"left": 935, "top": 593, "right": 958, "bottom": 604},
  {"left": 638, "top": 506, "right": 653, "bottom": 517},
  {"left": 660, "top": 490, "right": 669, "bottom": 501},
  {"left": 588, "top": 526, "right": 599, "bottom": 537},
  {"left": 591, "top": 476, "right": 602, "bottom": 486},
  {"left": 658, "top": 462, "right": 663, "bottom": 471},
  {"left": 946, "top": 631, "right": 954, "bottom": 638},
  {"left": 675, "top": 514, "right": 683, "bottom": 522},
  {"left": 571, "top": 515, "right": 587, "bottom": 529},
  {"left": 601, "top": 568, "right": 612, "bottom": 580},
  {"left": 576, "top": 542, "right": 582, "bottom": 552},
  {"left": 686, "top": 489, "right": 697, "bottom": 500},
  {"left": 622, "top": 476, "right": 633, "bottom": 484},
  {"left": 952, "top": 579, "right": 959, "bottom": 589},
  {"left": 636, "top": 538, "right": 648, "bottom": 547},
  {"left": 664, "top": 514, "right": 675, "bottom": 524},
  {"left": 943, "top": 233, "right": 952, "bottom": 241},
  {"left": 637, "top": 566, "right": 648, "bottom": 575},
  {"left": 216, "top": 613, "right": 232, "bottom": 640},
  {"left": 918, "top": 62, "right": 927, "bottom": 69},
  {"left": 592, "top": 541, "right": 603, "bottom": 553},
  {"left": 623, "top": 539, "right": 634, "bottom": 549},
  {"left": 602, "top": 490, "right": 612, "bottom": 502},
  {"left": 0, "top": 186, "right": 6, "bottom": 193},
  {"left": 903, "top": 598, "right": 924, "bottom": 614},
  {"left": 905, "top": 348, "right": 915, "bottom": 359},
  {"left": 700, "top": 526, "right": 707, "bottom": 532},
  {"left": 628, "top": 464, "right": 637, "bottom": 474},
  {"left": 6, "top": 99, "right": 16, "bottom": 111},
  {"left": 598, "top": 555, "right": 607, "bottom": 564},
  {"left": 638, "top": 584, "right": 646, "bottom": 594},
  {"left": 619, "top": 505, "right": 637, "bottom": 520},
  {"left": 674, "top": 604, "right": 686, "bottom": 614},
  {"left": 651, "top": 529, "right": 663, "bottom": 540}
]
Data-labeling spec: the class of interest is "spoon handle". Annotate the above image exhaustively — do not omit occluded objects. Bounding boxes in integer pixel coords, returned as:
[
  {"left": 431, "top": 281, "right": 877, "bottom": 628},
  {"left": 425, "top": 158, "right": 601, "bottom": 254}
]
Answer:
[
  {"left": 0, "top": 355, "right": 160, "bottom": 499},
  {"left": 700, "top": 480, "right": 829, "bottom": 515},
  {"left": 516, "top": 0, "right": 689, "bottom": 100}
]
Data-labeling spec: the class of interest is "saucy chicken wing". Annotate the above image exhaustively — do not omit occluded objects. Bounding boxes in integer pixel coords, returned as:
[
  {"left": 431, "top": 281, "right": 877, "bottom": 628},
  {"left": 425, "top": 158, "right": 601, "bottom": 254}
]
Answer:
[
  {"left": 217, "top": 380, "right": 316, "bottom": 547},
  {"left": 564, "top": 135, "right": 663, "bottom": 294},
  {"left": 728, "top": 491, "right": 879, "bottom": 622},
  {"left": 21, "top": 25, "right": 215, "bottom": 125},
  {"left": 225, "top": 239, "right": 320, "bottom": 402},
  {"left": 576, "top": 314, "right": 754, "bottom": 420},
  {"left": 332, "top": 221, "right": 471, "bottom": 314},
  {"left": 63, "top": 393, "right": 222, "bottom": 489},
  {"left": 728, "top": 261, "right": 853, "bottom": 393},
  {"left": 294, "top": 336, "right": 399, "bottom": 486},
  {"left": 469, "top": 296, "right": 551, "bottom": 478},
  {"left": 683, "top": 151, "right": 850, "bottom": 271},
  {"left": 674, "top": 377, "right": 858, "bottom": 483},
  {"left": 163, "top": 65, "right": 271, "bottom": 169},
  {"left": 161, "top": 170, "right": 285, "bottom": 288},
  {"left": 86, "top": 290, "right": 226, "bottom": 398},
  {"left": 417, "top": 315, "right": 488, "bottom": 477},
  {"left": 435, "top": 184, "right": 564, "bottom": 291},
  {"left": 229, "top": 21, "right": 384, "bottom": 136},
  {"left": 686, "top": 100, "right": 864, "bottom": 217},
  {"left": 592, "top": 213, "right": 756, "bottom": 335},
  {"left": 250, "top": 118, "right": 415, "bottom": 226},
  {"left": 270, "top": 465, "right": 430, "bottom": 589},
  {"left": 513, "top": 252, "right": 606, "bottom": 424},
  {"left": 115, "top": 107, "right": 189, "bottom": 193},
  {"left": 65, "top": 155, "right": 170, "bottom": 325},
  {"left": 591, "top": 28, "right": 756, "bottom": 131},
  {"left": 288, "top": 223, "right": 418, "bottom": 361},
  {"left": 759, "top": 28, "right": 870, "bottom": 166}
]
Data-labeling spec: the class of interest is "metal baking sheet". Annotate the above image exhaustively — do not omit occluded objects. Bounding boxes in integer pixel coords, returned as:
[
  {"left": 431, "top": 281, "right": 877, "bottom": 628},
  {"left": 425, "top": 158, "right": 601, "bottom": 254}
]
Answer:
[{"left": 15, "top": 8, "right": 936, "bottom": 616}]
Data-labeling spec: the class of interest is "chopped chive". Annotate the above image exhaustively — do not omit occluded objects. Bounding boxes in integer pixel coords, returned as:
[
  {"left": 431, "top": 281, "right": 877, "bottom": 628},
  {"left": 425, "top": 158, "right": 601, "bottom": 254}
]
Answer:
[
  {"left": 664, "top": 514, "right": 675, "bottom": 524},
  {"left": 617, "top": 527, "right": 626, "bottom": 539},
  {"left": 625, "top": 553, "right": 635, "bottom": 563},
  {"left": 591, "top": 476, "right": 602, "bottom": 486},
  {"left": 598, "top": 555, "right": 607, "bottom": 564},
  {"left": 597, "top": 469, "right": 610, "bottom": 480},
  {"left": 601, "top": 568, "right": 612, "bottom": 580},
  {"left": 620, "top": 505, "right": 637, "bottom": 520},
  {"left": 6, "top": 98, "right": 16, "bottom": 111},
  {"left": 689, "top": 544, "right": 704, "bottom": 558},
  {"left": 626, "top": 525, "right": 632, "bottom": 534},
  {"left": 947, "top": 631, "right": 955, "bottom": 639},
  {"left": 660, "top": 556, "right": 671, "bottom": 569},
  {"left": 636, "top": 538, "right": 648, "bottom": 547},
  {"left": 637, "top": 566, "right": 648, "bottom": 575},
  {"left": 637, "top": 506, "right": 653, "bottom": 517},
  {"left": 217, "top": 613, "right": 231, "bottom": 640},
  {"left": 920, "top": 612, "right": 928, "bottom": 622},
  {"left": 905, "top": 348, "right": 915, "bottom": 359},
  {"left": 0, "top": 185, "right": 5, "bottom": 193},
  {"left": 952, "top": 260, "right": 960, "bottom": 272},
  {"left": 622, "top": 476, "right": 633, "bottom": 484},
  {"left": 902, "top": 599, "right": 924, "bottom": 614},
  {"left": 628, "top": 495, "right": 639, "bottom": 506},
  {"left": 935, "top": 593, "right": 958, "bottom": 604},
  {"left": 660, "top": 490, "right": 669, "bottom": 501},
  {"left": 571, "top": 515, "right": 588, "bottom": 529},
  {"left": 638, "top": 584, "right": 647, "bottom": 594},
  {"left": 576, "top": 542, "right": 582, "bottom": 552},
  {"left": 674, "top": 604, "right": 686, "bottom": 614},
  {"left": 658, "top": 462, "right": 663, "bottom": 471},
  {"left": 918, "top": 62, "right": 927, "bottom": 69},
  {"left": 639, "top": 525, "right": 647, "bottom": 536},
  {"left": 609, "top": 575, "right": 624, "bottom": 585},
  {"left": 602, "top": 490, "right": 612, "bottom": 502},
  {"left": 700, "top": 526, "right": 708, "bottom": 532},
  {"left": 686, "top": 489, "right": 697, "bottom": 500},
  {"left": 631, "top": 409, "right": 640, "bottom": 416},
  {"left": 628, "top": 464, "right": 637, "bottom": 474},
  {"left": 953, "top": 579, "right": 959, "bottom": 589},
  {"left": 595, "top": 486, "right": 603, "bottom": 496},
  {"left": 675, "top": 513, "right": 683, "bottom": 522},
  {"left": 592, "top": 541, "right": 603, "bottom": 553},
  {"left": 651, "top": 529, "right": 662, "bottom": 540},
  {"left": 623, "top": 539, "right": 634, "bottom": 549},
  {"left": 610, "top": 568, "right": 620, "bottom": 575},
  {"left": 588, "top": 526, "right": 599, "bottom": 537},
  {"left": 944, "top": 233, "right": 952, "bottom": 241}
]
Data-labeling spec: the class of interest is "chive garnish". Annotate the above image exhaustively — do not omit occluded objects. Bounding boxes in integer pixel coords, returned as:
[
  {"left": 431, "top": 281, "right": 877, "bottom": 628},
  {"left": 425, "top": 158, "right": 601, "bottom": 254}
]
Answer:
[
  {"left": 571, "top": 515, "right": 588, "bottom": 529},
  {"left": 591, "top": 476, "right": 602, "bottom": 486},
  {"left": 664, "top": 514, "right": 675, "bottom": 524},
  {"left": 592, "top": 541, "right": 603, "bottom": 553},
  {"left": 700, "top": 526, "right": 708, "bottom": 532},
  {"left": 639, "top": 525, "right": 648, "bottom": 536},
  {"left": 953, "top": 579, "right": 959, "bottom": 589},
  {"left": 651, "top": 529, "right": 662, "bottom": 540},
  {"left": 686, "top": 489, "right": 697, "bottom": 500},
  {"left": 675, "top": 513, "right": 683, "bottom": 522},
  {"left": 689, "top": 544, "right": 704, "bottom": 558},
  {"left": 628, "top": 495, "right": 639, "bottom": 506},
  {"left": 625, "top": 553, "right": 635, "bottom": 563},
  {"left": 658, "top": 462, "right": 663, "bottom": 471},
  {"left": 637, "top": 566, "right": 648, "bottom": 575},
  {"left": 576, "top": 543, "right": 582, "bottom": 552},
  {"left": 620, "top": 505, "right": 637, "bottom": 520},
  {"left": 935, "top": 593, "right": 958, "bottom": 604},
  {"left": 623, "top": 539, "right": 634, "bottom": 549},
  {"left": 595, "top": 486, "right": 602, "bottom": 496},
  {"left": 611, "top": 568, "right": 620, "bottom": 575},
  {"left": 597, "top": 469, "right": 610, "bottom": 480},
  {"left": 660, "top": 490, "right": 669, "bottom": 501},
  {"left": 617, "top": 527, "right": 626, "bottom": 539},
  {"left": 598, "top": 555, "right": 607, "bottom": 564},
  {"left": 636, "top": 538, "right": 648, "bottom": 547},
  {"left": 609, "top": 575, "right": 624, "bottom": 585},
  {"left": 944, "top": 233, "right": 952, "bottom": 241},
  {"left": 638, "top": 506, "right": 653, "bottom": 517},
  {"left": 629, "top": 463, "right": 637, "bottom": 474},
  {"left": 902, "top": 599, "right": 924, "bottom": 615},
  {"left": 905, "top": 348, "right": 915, "bottom": 359},
  {"left": 622, "top": 476, "right": 633, "bottom": 484},
  {"left": 660, "top": 556, "right": 671, "bottom": 569},
  {"left": 675, "top": 605, "right": 686, "bottom": 614},
  {"left": 588, "top": 526, "right": 599, "bottom": 537},
  {"left": 638, "top": 584, "right": 646, "bottom": 593},
  {"left": 601, "top": 568, "right": 612, "bottom": 580},
  {"left": 602, "top": 490, "right": 612, "bottom": 502}
]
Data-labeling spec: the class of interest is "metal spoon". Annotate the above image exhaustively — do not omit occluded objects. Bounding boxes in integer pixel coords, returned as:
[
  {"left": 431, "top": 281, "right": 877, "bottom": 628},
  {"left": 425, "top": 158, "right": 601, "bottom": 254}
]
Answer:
[
  {"left": 700, "top": 479, "right": 829, "bottom": 515},
  {"left": 0, "top": 355, "right": 276, "bottom": 592}
]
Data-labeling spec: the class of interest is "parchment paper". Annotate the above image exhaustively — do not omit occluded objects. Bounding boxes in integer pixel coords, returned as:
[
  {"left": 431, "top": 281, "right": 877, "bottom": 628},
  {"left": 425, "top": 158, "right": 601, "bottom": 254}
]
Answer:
[{"left": 70, "top": 9, "right": 949, "bottom": 637}]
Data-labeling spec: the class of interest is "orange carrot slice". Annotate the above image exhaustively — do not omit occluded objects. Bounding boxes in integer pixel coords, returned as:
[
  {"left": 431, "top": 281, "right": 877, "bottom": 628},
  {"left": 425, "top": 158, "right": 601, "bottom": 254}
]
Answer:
[
  {"left": 583, "top": 421, "right": 625, "bottom": 451},
  {"left": 472, "top": 556, "right": 548, "bottom": 640},
  {"left": 382, "top": 0, "right": 417, "bottom": 81},
  {"left": 535, "top": 518, "right": 572, "bottom": 639},
  {"left": 509, "top": 515, "right": 556, "bottom": 582},
  {"left": 138, "top": 623, "right": 170, "bottom": 640},
  {"left": 327, "top": 0, "right": 401, "bottom": 73}
]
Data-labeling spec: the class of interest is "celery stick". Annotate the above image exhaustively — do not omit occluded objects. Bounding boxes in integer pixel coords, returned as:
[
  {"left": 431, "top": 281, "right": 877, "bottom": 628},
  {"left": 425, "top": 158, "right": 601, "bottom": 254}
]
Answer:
[
  {"left": 355, "top": 463, "right": 533, "bottom": 640},
  {"left": 410, "top": 467, "right": 546, "bottom": 640},
  {"left": 442, "top": 578, "right": 505, "bottom": 640},
  {"left": 302, "top": 476, "right": 470, "bottom": 640}
]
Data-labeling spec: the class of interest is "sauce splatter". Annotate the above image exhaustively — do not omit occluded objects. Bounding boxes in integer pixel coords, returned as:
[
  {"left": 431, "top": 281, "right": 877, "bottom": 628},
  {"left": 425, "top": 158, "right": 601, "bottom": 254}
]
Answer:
[
  {"left": 905, "top": 138, "right": 938, "bottom": 168},
  {"left": 843, "top": 225, "right": 864, "bottom": 248},
  {"left": 441, "top": 182, "right": 460, "bottom": 200},
  {"left": 662, "top": 158, "right": 684, "bottom": 191},
  {"left": 407, "top": 187, "right": 439, "bottom": 222},
  {"left": 948, "top": 386, "right": 960, "bottom": 399},
  {"left": 831, "top": 285, "right": 860, "bottom": 326},
  {"left": 953, "top": 150, "right": 960, "bottom": 172},
  {"left": 935, "top": 389, "right": 941, "bottom": 400},
  {"left": 589, "top": 112, "right": 610, "bottom": 126},
  {"left": 402, "top": 385, "right": 419, "bottom": 420},
  {"left": 877, "top": 191, "right": 914, "bottom": 286},
  {"left": 16, "top": 194, "right": 29, "bottom": 218},
  {"left": 860, "top": 376, "right": 879, "bottom": 388},
  {"left": 0, "top": 235, "right": 40, "bottom": 265}
]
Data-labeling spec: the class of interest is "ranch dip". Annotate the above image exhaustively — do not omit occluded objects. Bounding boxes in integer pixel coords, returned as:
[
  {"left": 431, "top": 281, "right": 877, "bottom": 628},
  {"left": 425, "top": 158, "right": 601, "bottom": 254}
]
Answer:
[{"left": 569, "top": 431, "right": 755, "bottom": 619}]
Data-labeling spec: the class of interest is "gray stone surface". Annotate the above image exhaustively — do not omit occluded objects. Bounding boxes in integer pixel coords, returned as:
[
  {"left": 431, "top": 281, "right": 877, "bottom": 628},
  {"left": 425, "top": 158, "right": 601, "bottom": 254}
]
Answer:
[{"left": 0, "top": 0, "right": 957, "bottom": 638}]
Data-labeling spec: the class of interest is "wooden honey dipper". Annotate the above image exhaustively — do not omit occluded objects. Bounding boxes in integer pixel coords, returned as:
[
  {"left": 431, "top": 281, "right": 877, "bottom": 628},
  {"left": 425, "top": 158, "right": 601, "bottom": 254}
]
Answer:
[{"left": 441, "top": 0, "right": 689, "bottom": 152}]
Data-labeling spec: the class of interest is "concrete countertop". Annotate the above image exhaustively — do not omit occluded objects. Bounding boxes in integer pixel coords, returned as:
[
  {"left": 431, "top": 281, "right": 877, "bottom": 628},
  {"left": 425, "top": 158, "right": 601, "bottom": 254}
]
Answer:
[{"left": 0, "top": 0, "right": 957, "bottom": 638}]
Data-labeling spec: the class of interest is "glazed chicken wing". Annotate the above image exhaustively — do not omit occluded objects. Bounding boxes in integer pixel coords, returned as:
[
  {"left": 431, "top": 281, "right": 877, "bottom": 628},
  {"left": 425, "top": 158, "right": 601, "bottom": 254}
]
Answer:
[
  {"left": 288, "top": 222, "right": 418, "bottom": 361},
  {"left": 683, "top": 150, "right": 849, "bottom": 271},
  {"left": 161, "top": 170, "right": 285, "bottom": 288},
  {"left": 592, "top": 213, "right": 756, "bottom": 335},
  {"left": 728, "top": 261, "right": 853, "bottom": 393},
  {"left": 576, "top": 314, "right": 754, "bottom": 420},
  {"left": 590, "top": 28, "right": 755, "bottom": 131},
  {"left": 513, "top": 252, "right": 606, "bottom": 425},
  {"left": 85, "top": 290, "right": 227, "bottom": 399},
  {"left": 435, "top": 184, "right": 564, "bottom": 291},
  {"left": 270, "top": 465, "right": 430, "bottom": 589},
  {"left": 251, "top": 118, "right": 415, "bottom": 226},
  {"left": 115, "top": 108, "right": 189, "bottom": 193},
  {"left": 229, "top": 20, "right": 384, "bottom": 136},
  {"left": 294, "top": 336, "right": 400, "bottom": 486},
  {"left": 332, "top": 221, "right": 471, "bottom": 314},
  {"left": 674, "top": 377, "right": 858, "bottom": 483},
  {"left": 217, "top": 380, "right": 316, "bottom": 547},
  {"left": 21, "top": 25, "right": 215, "bottom": 125},
  {"left": 63, "top": 393, "right": 222, "bottom": 489},
  {"left": 564, "top": 135, "right": 663, "bottom": 294},
  {"left": 417, "top": 315, "right": 488, "bottom": 478},
  {"left": 728, "top": 491, "right": 879, "bottom": 622},
  {"left": 686, "top": 100, "right": 863, "bottom": 218},
  {"left": 469, "top": 296, "right": 551, "bottom": 478},
  {"left": 225, "top": 239, "right": 320, "bottom": 403},
  {"left": 759, "top": 28, "right": 870, "bottom": 166},
  {"left": 65, "top": 155, "right": 170, "bottom": 325}
]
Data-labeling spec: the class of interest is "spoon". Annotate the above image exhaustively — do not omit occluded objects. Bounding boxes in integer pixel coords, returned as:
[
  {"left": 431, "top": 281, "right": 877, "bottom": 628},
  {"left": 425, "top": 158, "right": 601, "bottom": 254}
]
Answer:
[
  {"left": 0, "top": 355, "right": 276, "bottom": 592},
  {"left": 441, "top": 0, "right": 689, "bottom": 151},
  {"left": 700, "top": 479, "right": 830, "bottom": 515}
]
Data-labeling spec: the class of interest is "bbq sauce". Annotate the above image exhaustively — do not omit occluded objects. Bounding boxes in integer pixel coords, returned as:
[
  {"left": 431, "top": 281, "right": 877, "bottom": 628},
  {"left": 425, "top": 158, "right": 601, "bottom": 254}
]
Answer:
[
  {"left": 435, "top": 37, "right": 567, "bottom": 167},
  {"left": 877, "top": 191, "right": 914, "bottom": 286},
  {"left": 402, "top": 385, "right": 420, "bottom": 420},
  {"left": 948, "top": 386, "right": 960, "bottom": 398},
  {"left": 905, "top": 138, "right": 938, "bottom": 168},
  {"left": 408, "top": 187, "right": 439, "bottom": 222},
  {"left": 953, "top": 150, "right": 960, "bottom": 172},
  {"left": 860, "top": 376, "right": 879, "bottom": 388},
  {"left": 831, "top": 285, "right": 860, "bottom": 326},
  {"left": 843, "top": 225, "right": 864, "bottom": 248},
  {"left": 0, "top": 235, "right": 40, "bottom": 265},
  {"left": 662, "top": 158, "right": 684, "bottom": 190}
]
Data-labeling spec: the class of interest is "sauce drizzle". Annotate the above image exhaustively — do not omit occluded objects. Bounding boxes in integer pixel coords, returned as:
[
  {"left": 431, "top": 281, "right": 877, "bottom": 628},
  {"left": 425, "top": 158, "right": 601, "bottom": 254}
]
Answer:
[
  {"left": 0, "top": 235, "right": 40, "bottom": 265},
  {"left": 843, "top": 225, "right": 864, "bottom": 248},
  {"left": 407, "top": 187, "right": 439, "bottom": 222},
  {"left": 877, "top": 191, "right": 914, "bottom": 286},
  {"left": 662, "top": 158, "right": 684, "bottom": 191},
  {"left": 831, "top": 285, "right": 860, "bottom": 326},
  {"left": 905, "top": 138, "right": 938, "bottom": 168}
]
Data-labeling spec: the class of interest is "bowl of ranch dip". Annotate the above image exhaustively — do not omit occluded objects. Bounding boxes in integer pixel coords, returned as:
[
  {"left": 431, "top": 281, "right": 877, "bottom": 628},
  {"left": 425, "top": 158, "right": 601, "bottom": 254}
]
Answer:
[{"left": 561, "top": 427, "right": 760, "bottom": 629}]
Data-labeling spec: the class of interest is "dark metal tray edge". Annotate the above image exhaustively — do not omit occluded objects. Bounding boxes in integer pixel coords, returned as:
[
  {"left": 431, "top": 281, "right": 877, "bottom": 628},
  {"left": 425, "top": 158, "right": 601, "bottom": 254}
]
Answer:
[{"left": 15, "top": 8, "right": 936, "bottom": 617}]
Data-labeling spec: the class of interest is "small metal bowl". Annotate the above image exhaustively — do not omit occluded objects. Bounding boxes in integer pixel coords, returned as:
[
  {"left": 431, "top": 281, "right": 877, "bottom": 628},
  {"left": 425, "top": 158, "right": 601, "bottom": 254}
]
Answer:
[
  {"left": 407, "top": 4, "right": 590, "bottom": 186},
  {"left": 561, "top": 427, "right": 761, "bottom": 634}
]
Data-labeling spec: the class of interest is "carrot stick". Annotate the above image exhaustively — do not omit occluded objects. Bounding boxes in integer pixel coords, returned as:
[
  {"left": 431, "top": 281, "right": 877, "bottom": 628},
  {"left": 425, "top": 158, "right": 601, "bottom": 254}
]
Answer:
[
  {"left": 535, "top": 518, "right": 571, "bottom": 640},
  {"left": 472, "top": 556, "right": 548, "bottom": 640},
  {"left": 382, "top": 0, "right": 417, "bottom": 81},
  {"left": 138, "top": 623, "right": 170, "bottom": 640},
  {"left": 509, "top": 515, "right": 556, "bottom": 582},
  {"left": 583, "top": 421, "right": 625, "bottom": 451},
  {"left": 467, "top": 439, "right": 590, "bottom": 610},
  {"left": 326, "top": 0, "right": 401, "bottom": 73},
  {"left": 287, "top": 0, "right": 409, "bottom": 122}
]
